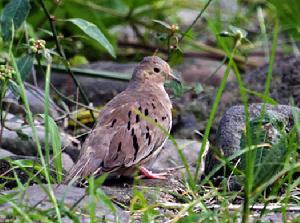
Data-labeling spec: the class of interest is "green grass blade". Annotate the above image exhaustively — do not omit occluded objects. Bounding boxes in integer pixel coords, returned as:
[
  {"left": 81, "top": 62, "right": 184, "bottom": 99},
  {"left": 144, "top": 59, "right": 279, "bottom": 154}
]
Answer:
[
  {"left": 193, "top": 46, "right": 238, "bottom": 181},
  {"left": 10, "top": 53, "right": 62, "bottom": 222},
  {"left": 48, "top": 117, "right": 63, "bottom": 183}
]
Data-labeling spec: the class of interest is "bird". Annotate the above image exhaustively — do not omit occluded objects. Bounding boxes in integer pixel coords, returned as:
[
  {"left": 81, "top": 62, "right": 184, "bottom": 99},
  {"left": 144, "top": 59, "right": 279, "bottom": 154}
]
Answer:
[{"left": 64, "top": 56, "right": 180, "bottom": 184}]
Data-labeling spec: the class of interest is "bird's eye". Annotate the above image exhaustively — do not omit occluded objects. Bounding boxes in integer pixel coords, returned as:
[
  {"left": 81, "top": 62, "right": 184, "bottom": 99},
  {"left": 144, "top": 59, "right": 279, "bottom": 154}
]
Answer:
[{"left": 153, "top": 67, "right": 160, "bottom": 73}]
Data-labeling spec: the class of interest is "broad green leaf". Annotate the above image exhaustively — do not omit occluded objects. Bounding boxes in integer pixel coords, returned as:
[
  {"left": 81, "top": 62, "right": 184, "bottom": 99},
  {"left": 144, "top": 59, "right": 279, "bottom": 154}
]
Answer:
[
  {"left": 67, "top": 18, "right": 116, "bottom": 58},
  {"left": 16, "top": 55, "right": 34, "bottom": 81},
  {"left": 48, "top": 116, "right": 62, "bottom": 183},
  {"left": 0, "top": 0, "right": 31, "bottom": 41}
]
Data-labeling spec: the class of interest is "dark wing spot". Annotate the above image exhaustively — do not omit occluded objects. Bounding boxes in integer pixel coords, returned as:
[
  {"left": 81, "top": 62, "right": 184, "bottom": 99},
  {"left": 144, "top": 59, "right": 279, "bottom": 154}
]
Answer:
[
  {"left": 117, "top": 142, "right": 122, "bottom": 152},
  {"left": 148, "top": 134, "right": 152, "bottom": 146},
  {"left": 146, "top": 126, "right": 150, "bottom": 139},
  {"left": 131, "top": 128, "right": 134, "bottom": 136},
  {"left": 136, "top": 115, "right": 140, "bottom": 123},
  {"left": 162, "top": 116, "right": 166, "bottom": 121},
  {"left": 113, "top": 142, "right": 122, "bottom": 161},
  {"left": 127, "top": 121, "right": 131, "bottom": 130},
  {"left": 113, "top": 154, "right": 119, "bottom": 161},
  {"left": 128, "top": 111, "right": 132, "bottom": 118},
  {"left": 133, "top": 134, "right": 139, "bottom": 160},
  {"left": 138, "top": 106, "right": 142, "bottom": 111},
  {"left": 155, "top": 118, "right": 157, "bottom": 123},
  {"left": 144, "top": 109, "right": 149, "bottom": 116},
  {"left": 99, "top": 161, "right": 104, "bottom": 167},
  {"left": 151, "top": 103, "right": 156, "bottom": 109},
  {"left": 111, "top": 119, "right": 117, "bottom": 127}
]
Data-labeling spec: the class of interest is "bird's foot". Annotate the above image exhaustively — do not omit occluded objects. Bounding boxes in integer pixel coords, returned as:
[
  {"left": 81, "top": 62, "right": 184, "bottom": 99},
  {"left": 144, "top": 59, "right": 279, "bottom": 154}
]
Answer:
[{"left": 139, "top": 166, "right": 167, "bottom": 179}]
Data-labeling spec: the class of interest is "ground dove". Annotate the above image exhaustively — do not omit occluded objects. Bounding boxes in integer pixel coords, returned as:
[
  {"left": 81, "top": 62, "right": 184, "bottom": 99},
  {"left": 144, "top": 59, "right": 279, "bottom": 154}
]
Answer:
[{"left": 64, "top": 56, "right": 179, "bottom": 183}]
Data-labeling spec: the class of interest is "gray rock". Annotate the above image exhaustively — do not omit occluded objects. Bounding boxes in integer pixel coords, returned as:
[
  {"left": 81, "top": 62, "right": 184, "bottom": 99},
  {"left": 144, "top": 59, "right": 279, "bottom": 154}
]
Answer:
[
  {"left": 205, "top": 104, "right": 300, "bottom": 173},
  {"left": 0, "top": 113, "right": 79, "bottom": 157},
  {"left": 231, "top": 55, "right": 300, "bottom": 107},
  {"left": 4, "top": 82, "right": 62, "bottom": 118},
  {"left": 61, "top": 152, "right": 74, "bottom": 172},
  {"left": 0, "top": 148, "right": 14, "bottom": 158},
  {"left": 150, "top": 139, "right": 208, "bottom": 178},
  {"left": 35, "top": 61, "right": 135, "bottom": 105},
  {"left": 1, "top": 184, "right": 128, "bottom": 222}
]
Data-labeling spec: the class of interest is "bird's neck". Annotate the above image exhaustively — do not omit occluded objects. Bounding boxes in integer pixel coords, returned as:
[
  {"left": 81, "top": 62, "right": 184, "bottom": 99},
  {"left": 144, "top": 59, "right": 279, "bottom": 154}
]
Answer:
[
  {"left": 127, "top": 79, "right": 166, "bottom": 94},
  {"left": 127, "top": 80, "right": 172, "bottom": 110}
]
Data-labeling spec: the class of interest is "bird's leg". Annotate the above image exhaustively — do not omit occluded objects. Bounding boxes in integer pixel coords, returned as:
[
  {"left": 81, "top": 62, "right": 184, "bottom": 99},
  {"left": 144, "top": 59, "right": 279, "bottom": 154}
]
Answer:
[{"left": 139, "top": 166, "right": 168, "bottom": 179}]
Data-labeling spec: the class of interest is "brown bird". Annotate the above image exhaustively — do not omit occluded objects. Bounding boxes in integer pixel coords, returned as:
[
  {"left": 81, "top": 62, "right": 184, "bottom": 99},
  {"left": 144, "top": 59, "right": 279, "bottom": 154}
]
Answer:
[{"left": 64, "top": 56, "right": 179, "bottom": 183}]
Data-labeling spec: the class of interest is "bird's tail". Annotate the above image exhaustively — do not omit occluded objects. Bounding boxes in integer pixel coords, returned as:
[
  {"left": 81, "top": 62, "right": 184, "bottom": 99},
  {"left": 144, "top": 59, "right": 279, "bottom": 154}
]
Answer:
[{"left": 63, "top": 155, "right": 102, "bottom": 184}]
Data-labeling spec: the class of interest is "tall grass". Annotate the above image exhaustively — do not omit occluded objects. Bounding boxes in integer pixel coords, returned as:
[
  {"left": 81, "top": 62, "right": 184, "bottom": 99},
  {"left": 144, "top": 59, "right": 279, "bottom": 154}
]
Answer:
[{"left": 4, "top": 29, "right": 63, "bottom": 221}]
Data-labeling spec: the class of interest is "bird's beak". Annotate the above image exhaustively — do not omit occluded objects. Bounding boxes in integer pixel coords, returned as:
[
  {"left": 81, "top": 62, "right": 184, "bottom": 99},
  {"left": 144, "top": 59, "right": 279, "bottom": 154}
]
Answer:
[{"left": 168, "top": 72, "right": 181, "bottom": 84}]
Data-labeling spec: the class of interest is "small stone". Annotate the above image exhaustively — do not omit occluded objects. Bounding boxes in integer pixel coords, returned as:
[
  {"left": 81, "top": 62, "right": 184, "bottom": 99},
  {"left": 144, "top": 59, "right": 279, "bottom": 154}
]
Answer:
[{"left": 61, "top": 152, "right": 74, "bottom": 172}]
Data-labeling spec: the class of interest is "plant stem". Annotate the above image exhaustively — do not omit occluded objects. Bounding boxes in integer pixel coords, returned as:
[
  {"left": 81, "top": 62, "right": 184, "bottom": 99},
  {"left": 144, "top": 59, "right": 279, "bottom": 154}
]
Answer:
[
  {"left": 179, "top": 0, "right": 214, "bottom": 42},
  {"left": 0, "top": 80, "right": 8, "bottom": 145},
  {"left": 10, "top": 55, "right": 62, "bottom": 223},
  {"left": 38, "top": 0, "right": 95, "bottom": 122},
  {"left": 194, "top": 45, "right": 238, "bottom": 180},
  {"left": 43, "top": 58, "right": 51, "bottom": 166}
]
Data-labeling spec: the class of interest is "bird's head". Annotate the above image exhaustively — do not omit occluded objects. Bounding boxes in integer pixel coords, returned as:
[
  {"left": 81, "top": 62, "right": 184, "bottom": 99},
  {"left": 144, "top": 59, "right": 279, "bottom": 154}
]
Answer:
[{"left": 132, "top": 56, "right": 180, "bottom": 85}]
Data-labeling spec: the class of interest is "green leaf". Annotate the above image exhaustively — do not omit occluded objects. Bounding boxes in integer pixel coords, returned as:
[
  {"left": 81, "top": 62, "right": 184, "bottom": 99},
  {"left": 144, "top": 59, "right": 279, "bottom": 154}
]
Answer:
[
  {"left": 165, "top": 80, "right": 183, "bottom": 97},
  {"left": 48, "top": 116, "right": 63, "bottom": 183},
  {"left": 7, "top": 80, "right": 20, "bottom": 98},
  {"left": 16, "top": 55, "right": 34, "bottom": 81},
  {"left": 169, "top": 47, "right": 183, "bottom": 66},
  {"left": 16, "top": 129, "right": 31, "bottom": 141},
  {"left": 96, "top": 188, "right": 117, "bottom": 214},
  {"left": 11, "top": 159, "right": 37, "bottom": 168},
  {"left": 0, "top": 193, "right": 18, "bottom": 205},
  {"left": 240, "top": 114, "right": 288, "bottom": 189},
  {"left": 153, "top": 19, "right": 172, "bottom": 30},
  {"left": 67, "top": 18, "right": 116, "bottom": 58},
  {"left": 123, "top": 0, "right": 155, "bottom": 9},
  {"left": 194, "top": 83, "right": 203, "bottom": 94},
  {"left": 228, "top": 25, "right": 248, "bottom": 38},
  {"left": 0, "top": 0, "right": 31, "bottom": 41}
]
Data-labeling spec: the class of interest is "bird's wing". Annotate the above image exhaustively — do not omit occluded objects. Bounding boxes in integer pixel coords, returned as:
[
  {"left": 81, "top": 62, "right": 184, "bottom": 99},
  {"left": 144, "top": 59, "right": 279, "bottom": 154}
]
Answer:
[
  {"left": 100, "top": 91, "right": 172, "bottom": 170},
  {"left": 64, "top": 90, "right": 172, "bottom": 182}
]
